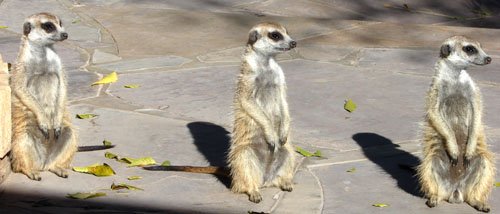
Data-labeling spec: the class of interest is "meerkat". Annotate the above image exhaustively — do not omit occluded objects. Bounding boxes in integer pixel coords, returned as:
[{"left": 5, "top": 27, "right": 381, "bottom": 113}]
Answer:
[
  {"left": 417, "top": 36, "right": 496, "bottom": 212},
  {"left": 228, "top": 22, "right": 297, "bottom": 203},
  {"left": 10, "top": 13, "right": 78, "bottom": 181},
  {"left": 143, "top": 23, "right": 297, "bottom": 203}
]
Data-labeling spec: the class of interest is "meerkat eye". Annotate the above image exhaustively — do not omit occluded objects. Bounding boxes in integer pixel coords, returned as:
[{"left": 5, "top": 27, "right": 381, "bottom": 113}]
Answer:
[
  {"left": 41, "top": 22, "right": 56, "bottom": 33},
  {"left": 268, "top": 31, "right": 283, "bottom": 41},
  {"left": 463, "top": 45, "right": 477, "bottom": 55}
]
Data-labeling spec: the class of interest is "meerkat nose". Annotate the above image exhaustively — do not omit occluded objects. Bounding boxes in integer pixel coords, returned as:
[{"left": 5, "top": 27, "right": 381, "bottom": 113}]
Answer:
[
  {"left": 484, "top": 56, "right": 492, "bottom": 64},
  {"left": 61, "top": 32, "right": 68, "bottom": 40},
  {"left": 289, "top": 41, "right": 297, "bottom": 48}
]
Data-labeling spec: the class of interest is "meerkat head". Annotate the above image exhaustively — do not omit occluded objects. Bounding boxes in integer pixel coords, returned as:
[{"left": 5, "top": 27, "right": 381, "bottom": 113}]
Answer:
[
  {"left": 440, "top": 36, "right": 491, "bottom": 68},
  {"left": 247, "top": 22, "right": 296, "bottom": 56},
  {"left": 22, "top": 13, "right": 68, "bottom": 45}
]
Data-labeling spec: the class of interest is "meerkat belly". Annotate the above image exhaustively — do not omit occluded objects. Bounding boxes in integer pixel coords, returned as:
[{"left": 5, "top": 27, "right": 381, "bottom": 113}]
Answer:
[
  {"left": 27, "top": 73, "right": 60, "bottom": 115},
  {"left": 255, "top": 84, "right": 283, "bottom": 128}
]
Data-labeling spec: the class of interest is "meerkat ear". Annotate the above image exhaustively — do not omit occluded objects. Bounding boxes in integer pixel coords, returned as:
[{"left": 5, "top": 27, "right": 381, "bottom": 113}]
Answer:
[
  {"left": 247, "top": 30, "right": 260, "bottom": 46},
  {"left": 23, "top": 22, "right": 31, "bottom": 36},
  {"left": 440, "top": 44, "right": 451, "bottom": 58}
]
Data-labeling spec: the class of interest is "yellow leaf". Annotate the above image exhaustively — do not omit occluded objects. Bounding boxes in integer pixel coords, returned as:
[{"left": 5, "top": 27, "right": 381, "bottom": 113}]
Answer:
[
  {"left": 346, "top": 167, "right": 356, "bottom": 173},
  {"left": 373, "top": 203, "right": 389, "bottom": 207},
  {"left": 103, "top": 140, "right": 112, "bottom": 146},
  {"left": 72, "top": 19, "right": 81, "bottom": 24},
  {"left": 124, "top": 84, "right": 140, "bottom": 89},
  {"left": 344, "top": 99, "right": 357, "bottom": 113},
  {"left": 111, "top": 183, "right": 143, "bottom": 191},
  {"left": 72, "top": 163, "right": 115, "bottom": 177},
  {"left": 0, "top": 26, "right": 8, "bottom": 29},
  {"left": 67, "top": 192, "right": 106, "bottom": 199},
  {"left": 494, "top": 182, "right": 500, "bottom": 187},
  {"left": 76, "top": 113, "right": 98, "bottom": 119},
  {"left": 120, "top": 157, "right": 156, "bottom": 167},
  {"left": 92, "top": 72, "right": 118, "bottom": 86},
  {"left": 127, "top": 176, "right": 142, "bottom": 180}
]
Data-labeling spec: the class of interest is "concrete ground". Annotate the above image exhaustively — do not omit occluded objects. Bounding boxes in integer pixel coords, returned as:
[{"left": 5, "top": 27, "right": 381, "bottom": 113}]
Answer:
[{"left": 0, "top": 0, "right": 500, "bottom": 213}]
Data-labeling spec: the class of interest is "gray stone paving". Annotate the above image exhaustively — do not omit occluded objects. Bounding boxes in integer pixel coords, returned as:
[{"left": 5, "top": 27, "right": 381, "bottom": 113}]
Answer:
[{"left": 0, "top": 0, "right": 500, "bottom": 213}]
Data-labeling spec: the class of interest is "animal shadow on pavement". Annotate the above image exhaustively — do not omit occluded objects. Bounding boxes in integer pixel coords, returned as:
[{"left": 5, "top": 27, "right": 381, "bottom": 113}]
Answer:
[
  {"left": 352, "top": 132, "right": 422, "bottom": 197},
  {"left": 187, "top": 121, "right": 232, "bottom": 188}
]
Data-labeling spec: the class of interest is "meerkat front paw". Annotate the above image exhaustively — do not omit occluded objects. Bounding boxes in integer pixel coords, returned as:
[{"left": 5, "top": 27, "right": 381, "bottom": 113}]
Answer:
[
  {"left": 266, "top": 132, "right": 280, "bottom": 149},
  {"left": 446, "top": 148, "right": 459, "bottom": 166},
  {"left": 38, "top": 123, "right": 50, "bottom": 139}
]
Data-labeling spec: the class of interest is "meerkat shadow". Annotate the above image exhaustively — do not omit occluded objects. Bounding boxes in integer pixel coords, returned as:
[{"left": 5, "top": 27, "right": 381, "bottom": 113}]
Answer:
[
  {"left": 352, "top": 132, "right": 422, "bottom": 197},
  {"left": 187, "top": 122, "right": 232, "bottom": 188}
]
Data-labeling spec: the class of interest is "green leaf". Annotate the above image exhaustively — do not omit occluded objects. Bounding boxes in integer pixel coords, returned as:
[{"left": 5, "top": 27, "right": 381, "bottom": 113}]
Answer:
[
  {"left": 344, "top": 99, "right": 357, "bottom": 113},
  {"left": 111, "top": 183, "right": 143, "bottom": 191},
  {"left": 161, "top": 160, "right": 171, "bottom": 166},
  {"left": 372, "top": 203, "right": 389, "bottom": 208},
  {"left": 346, "top": 167, "right": 356, "bottom": 173},
  {"left": 103, "top": 140, "right": 112, "bottom": 146},
  {"left": 0, "top": 26, "right": 8, "bottom": 29},
  {"left": 105, "top": 152, "right": 118, "bottom": 159},
  {"left": 72, "top": 163, "right": 115, "bottom": 177},
  {"left": 494, "top": 182, "right": 500, "bottom": 187},
  {"left": 124, "top": 84, "right": 140, "bottom": 89},
  {"left": 295, "top": 146, "right": 322, "bottom": 157},
  {"left": 127, "top": 176, "right": 142, "bottom": 180},
  {"left": 71, "top": 19, "right": 81, "bottom": 24},
  {"left": 67, "top": 192, "right": 106, "bottom": 199},
  {"left": 76, "top": 113, "right": 98, "bottom": 119}
]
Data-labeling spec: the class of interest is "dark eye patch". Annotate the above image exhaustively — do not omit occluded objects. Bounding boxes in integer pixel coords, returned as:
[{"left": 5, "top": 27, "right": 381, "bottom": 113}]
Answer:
[
  {"left": 59, "top": 20, "right": 62, "bottom": 27},
  {"left": 268, "top": 31, "right": 283, "bottom": 41},
  {"left": 41, "top": 22, "right": 56, "bottom": 33},
  {"left": 462, "top": 45, "right": 477, "bottom": 55}
]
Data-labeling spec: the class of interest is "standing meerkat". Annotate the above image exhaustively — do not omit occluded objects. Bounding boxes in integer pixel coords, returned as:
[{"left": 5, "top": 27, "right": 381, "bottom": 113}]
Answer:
[
  {"left": 10, "top": 13, "right": 77, "bottom": 181},
  {"left": 228, "top": 22, "right": 297, "bottom": 203},
  {"left": 417, "top": 36, "right": 496, "bottom": 212}
]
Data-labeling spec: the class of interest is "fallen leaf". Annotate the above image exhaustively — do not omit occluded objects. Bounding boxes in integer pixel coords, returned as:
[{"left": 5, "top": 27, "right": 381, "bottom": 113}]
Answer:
[
  {"left": 295, "top": 146, "right": 322, "bottom": 157},
  {"left": 111, "top": 183, "right": 143, "bottom": 191},
  {"left": 120, "top": 157, "right": 156, "bottom": 167},
  {"left": 346, "top": 167, "right": 356, "bottom": 173},
  {"left": 127, "top": 176, "right": 142, "bottom": 180},
  {"left": 76, "top": 113, "right": 98, "bottom": 119},
  {"left": 161, "top": 160, "right": 171, "bottom": 166},
  {"left": 344, "top": 99, "right": 357, "bottom": 113},
  {"left": 92, "top": 72, "right": 118, "bottom": 86},
  {"left": 105, "top": 152, "right": 118, "bottom": 159},
  {"left": 124, "top": 84, "right": 140, "bottom": 89},
  {"left": 67, "top": 192, "right": 106, "bottom": 199},
  {"left": 0, "top": 26, "right": 8, "bottom": 29},
  {"left": 73, "top": 163, "right": 115, "bottom": 177},
  {"left": 373, "top": 203, "right": 389, "bottom": 208},
  {"left": 71, "top": 19, "right": 81, "bottom": 24},
  {"left": 103, "top": 140, "right": 112, "bottom": 146},
  {"left": 494, "top": 182, "right": 500, "bottom": 187}
]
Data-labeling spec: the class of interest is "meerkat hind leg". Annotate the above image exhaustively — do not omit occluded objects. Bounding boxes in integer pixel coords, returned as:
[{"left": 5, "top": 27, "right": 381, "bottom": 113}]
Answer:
[
  {"left": 463, "top": 154, "right": 494, "bottom": 213},
  {"left": 44, "top": 126, "right": 77, "bottom": 178},
  {"left": 266, "top": 144, "right": 295, "bottom": 192},
  {"left": 11, "top": 133, "right": 45, "bottom": 181},
  {"left": 230, "top": 144, "right": 266, "bottom": 203}
]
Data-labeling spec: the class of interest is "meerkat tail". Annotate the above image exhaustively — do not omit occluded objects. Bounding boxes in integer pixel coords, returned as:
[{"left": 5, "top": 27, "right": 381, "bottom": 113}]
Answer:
[
  {"left": 143, "top": 165, "right": 230, "bottom": 177},
  {"left": 77, "top": 145, "right": 115, "bottom": 152}
]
